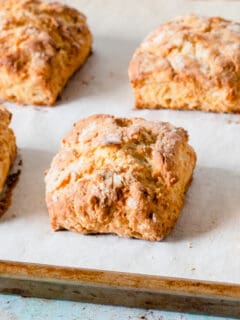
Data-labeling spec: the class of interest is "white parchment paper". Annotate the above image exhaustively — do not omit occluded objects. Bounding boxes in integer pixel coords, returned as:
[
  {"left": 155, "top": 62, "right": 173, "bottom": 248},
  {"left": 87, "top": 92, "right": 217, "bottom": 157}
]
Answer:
[{"left": 0, "top": 0, "right": 240, "bottom": 284}]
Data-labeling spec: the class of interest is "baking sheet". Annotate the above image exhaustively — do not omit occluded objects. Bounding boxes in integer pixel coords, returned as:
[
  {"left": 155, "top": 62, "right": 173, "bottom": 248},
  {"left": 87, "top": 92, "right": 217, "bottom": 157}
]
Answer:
[{"left": 0, "top": 0, "right": 240, "bottom": 285}]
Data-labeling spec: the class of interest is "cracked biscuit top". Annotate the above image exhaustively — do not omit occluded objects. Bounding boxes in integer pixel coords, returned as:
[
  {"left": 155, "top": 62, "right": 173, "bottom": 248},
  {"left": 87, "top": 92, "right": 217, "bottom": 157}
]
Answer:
[
  {"left": 0, "top": 0, "right": 92, "bottom": 106},
  {"left": 45, "top": 114, "right": 196, "bottom": 241},
  {"left": 129, "top": 15, "right": 240, "bottom": 113}
]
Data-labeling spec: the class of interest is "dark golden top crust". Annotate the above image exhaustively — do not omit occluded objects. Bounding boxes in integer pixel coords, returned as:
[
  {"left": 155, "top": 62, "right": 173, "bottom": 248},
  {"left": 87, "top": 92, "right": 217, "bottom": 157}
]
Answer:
[
  {"left": 0, "top": 0, "right": 89, "bottom": 75},
  {"left": 50, "top": 114, "right": 189, "bottom": 191},
  {"left": 130, "top": 15, "right": 240, "bottom": 83}
]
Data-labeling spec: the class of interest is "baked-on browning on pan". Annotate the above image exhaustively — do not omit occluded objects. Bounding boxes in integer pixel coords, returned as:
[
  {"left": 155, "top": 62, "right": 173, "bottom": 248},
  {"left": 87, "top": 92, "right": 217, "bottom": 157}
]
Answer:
[{"left": 0, "top": 260, "right": 239, "bottom": 317}]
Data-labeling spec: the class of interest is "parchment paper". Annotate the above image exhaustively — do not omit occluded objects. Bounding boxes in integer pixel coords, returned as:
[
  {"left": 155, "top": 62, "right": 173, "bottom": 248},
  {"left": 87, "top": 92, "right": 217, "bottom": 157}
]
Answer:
[{"left": 0, "top": 0, "right": 240, "bottom": 284}]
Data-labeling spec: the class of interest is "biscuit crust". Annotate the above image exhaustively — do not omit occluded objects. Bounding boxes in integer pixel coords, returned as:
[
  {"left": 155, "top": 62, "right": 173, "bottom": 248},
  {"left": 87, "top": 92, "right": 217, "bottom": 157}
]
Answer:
[
  {"left": 45, "top": 114, "right": 196, "bottom": 241},
  {"left": 0, "top": 106, "right": 16, "bottom": 193},
  {"left": 129, "top": 15, "right": 240, "bottom": 113},
  {"left": 0, "top": 0, "right": 92, "bottom": 106}
]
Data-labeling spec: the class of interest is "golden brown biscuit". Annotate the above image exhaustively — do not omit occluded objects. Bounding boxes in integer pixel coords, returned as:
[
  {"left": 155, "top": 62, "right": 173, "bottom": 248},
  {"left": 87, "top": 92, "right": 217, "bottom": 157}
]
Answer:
[
  {"left": 0, "top": 0, "right": 92, "bottom": 106},
  {"left": 0, "top": 106, "right": 16, "bottom": 193},
  {"left": 129, "top": 15, "right": 240, "bottom": 113},
  {"left": 45, "top": 114, "right": 196, "bottom": 241}
]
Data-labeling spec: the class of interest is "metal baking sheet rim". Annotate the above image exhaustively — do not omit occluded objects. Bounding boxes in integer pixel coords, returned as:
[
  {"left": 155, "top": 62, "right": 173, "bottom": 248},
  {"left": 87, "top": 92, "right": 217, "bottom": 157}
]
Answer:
[{"left": 0, "top": 260, "right": 239, "bottom": 317}]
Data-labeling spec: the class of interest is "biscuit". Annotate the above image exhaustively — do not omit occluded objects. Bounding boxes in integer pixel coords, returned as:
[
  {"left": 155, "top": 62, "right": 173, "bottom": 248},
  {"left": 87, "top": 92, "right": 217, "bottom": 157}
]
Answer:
[
  {"left": 0, "top": 106, "right": 16, "bottom": 193},
  {"left": 129, "top": 15, "right": 240, "bottom": 113},
  {"left": 0, "top": 0, "right": 92, "bottom": 106},
  {"left": 45, "top": 114, "right": 196, "bottom": 241}
]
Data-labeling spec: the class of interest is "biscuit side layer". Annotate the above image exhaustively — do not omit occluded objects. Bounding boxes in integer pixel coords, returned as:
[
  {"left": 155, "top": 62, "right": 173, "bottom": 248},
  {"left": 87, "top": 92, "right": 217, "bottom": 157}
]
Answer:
[{"left": 0, "top": 105, "right": 17, "bottom": 192}]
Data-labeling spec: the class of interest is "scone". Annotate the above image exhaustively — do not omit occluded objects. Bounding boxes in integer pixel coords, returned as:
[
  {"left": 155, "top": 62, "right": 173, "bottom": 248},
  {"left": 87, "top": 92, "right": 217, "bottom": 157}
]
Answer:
[
  {"left": 45, "top": 114, "right": 196, "bottom": 241},
  {"left": 0, "top": 106, "right": 17, "bottom": 193},
  {"left": 0, "top": 0, "right": 92, "bottom": 106},
  {"left": 129, "top": 15, "right": 240, "bottom": 113}
]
